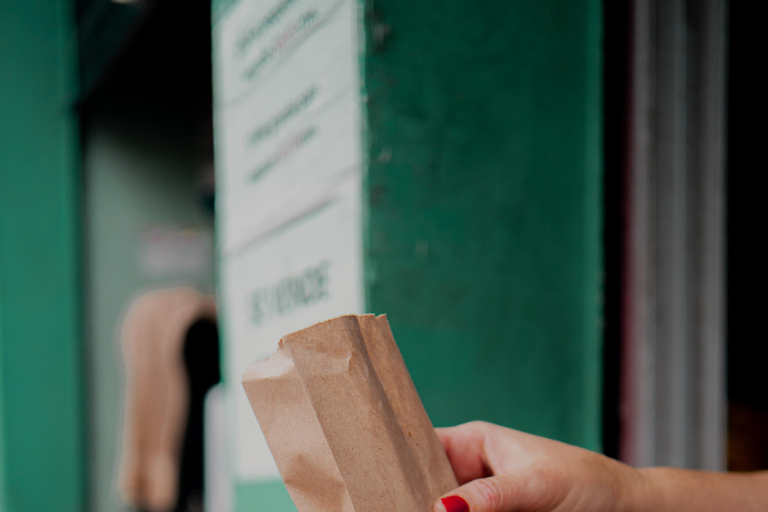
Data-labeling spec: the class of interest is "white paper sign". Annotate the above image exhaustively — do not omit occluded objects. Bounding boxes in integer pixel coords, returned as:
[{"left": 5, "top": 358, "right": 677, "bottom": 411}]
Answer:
[
  {"left": 220, "top": 178, "right": 364, "bottom": 478},
  {"left": 214, "top": 0, "right": 362, "bottom": 254},
  {"left": 213, "top": 0, "right": 364, "bottom": 481}
]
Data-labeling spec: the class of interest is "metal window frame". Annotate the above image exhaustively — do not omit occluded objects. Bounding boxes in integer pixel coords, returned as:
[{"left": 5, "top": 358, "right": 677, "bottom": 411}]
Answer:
[{"left": 621, "top": 0, "right": 728, "bottom": 470}]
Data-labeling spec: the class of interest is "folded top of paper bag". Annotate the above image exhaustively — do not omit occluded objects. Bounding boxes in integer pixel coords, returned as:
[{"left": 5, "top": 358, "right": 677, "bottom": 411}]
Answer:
[{"left": 242, "top": 314, "right": 458, "bottom": 512}]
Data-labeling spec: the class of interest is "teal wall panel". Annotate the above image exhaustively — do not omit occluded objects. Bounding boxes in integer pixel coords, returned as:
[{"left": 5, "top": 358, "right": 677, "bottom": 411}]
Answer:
[
  {"left": 0, "top": 296, "right": 7, "bottom": 509},
  {"left": 235, "top": 480, "right": 294, "bottom": 511},
  {"left": 363, "top": 0, "right": 603, "bottom": 449},
  {"left": 0, "top": 0, "right": 85, "bottom": 510}
]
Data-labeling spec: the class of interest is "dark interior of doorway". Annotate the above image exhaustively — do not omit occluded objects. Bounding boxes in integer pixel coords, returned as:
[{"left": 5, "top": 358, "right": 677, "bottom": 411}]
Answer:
[
  {"left": 601, "top": 0, "right": 630, "bottom": 461},
  {"left": 77, "top": 0, "right": 215, "bottom": 210},
  {"left": 726, "top": 0, "right": 768, "bottom": 472},
  {"left": 77, "top": 0, "right": 218, "bottom": 509}
]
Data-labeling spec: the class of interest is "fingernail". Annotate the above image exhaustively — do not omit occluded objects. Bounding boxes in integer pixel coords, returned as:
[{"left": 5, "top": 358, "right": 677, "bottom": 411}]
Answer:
[{"left": 441, "top": 495, "right": 469, "bottom": 512}]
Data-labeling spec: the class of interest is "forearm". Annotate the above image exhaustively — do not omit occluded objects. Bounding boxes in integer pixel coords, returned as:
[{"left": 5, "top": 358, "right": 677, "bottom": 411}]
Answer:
[{"left": 623, "top": 468, "right": 768, "bottom": 512}]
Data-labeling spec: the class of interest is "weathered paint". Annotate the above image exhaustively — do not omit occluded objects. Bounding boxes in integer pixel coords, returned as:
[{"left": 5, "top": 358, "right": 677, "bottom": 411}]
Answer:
[{"left": 362, "top": 0, "right": 603, "bottom": 449}]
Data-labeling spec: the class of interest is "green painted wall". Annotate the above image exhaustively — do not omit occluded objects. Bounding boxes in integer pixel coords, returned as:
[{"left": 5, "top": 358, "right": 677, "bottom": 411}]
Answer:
[
  {"left": 0, "top": 1, "right": 85, "bottom": 511},
  {"left": 0, "top": 297, "right": 7, "bottom": 509},
  {"left": 82, "top": 88, "right": 215, "bottom": 512},
  {"left": 363, "top": 0, "right": 604, "bottom": 449}
]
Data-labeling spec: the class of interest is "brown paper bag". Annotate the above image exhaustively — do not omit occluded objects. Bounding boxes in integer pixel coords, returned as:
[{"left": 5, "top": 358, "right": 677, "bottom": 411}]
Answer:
[{"left": 242, "top": 314, "right": 458, "bottom": 511}]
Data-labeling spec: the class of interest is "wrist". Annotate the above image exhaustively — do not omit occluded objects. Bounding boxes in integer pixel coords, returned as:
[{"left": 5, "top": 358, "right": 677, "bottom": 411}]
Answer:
[{"left": 613, "top": 464, "right": 651, "bottom": 512}]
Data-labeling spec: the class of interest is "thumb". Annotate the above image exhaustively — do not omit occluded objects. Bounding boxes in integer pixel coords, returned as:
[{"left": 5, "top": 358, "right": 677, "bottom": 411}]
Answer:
[{"left": 434, "top": 473, "right": 545, "bottom": 512}]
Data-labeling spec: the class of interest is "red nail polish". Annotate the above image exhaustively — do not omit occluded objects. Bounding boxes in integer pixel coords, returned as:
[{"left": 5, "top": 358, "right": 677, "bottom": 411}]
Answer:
[{"left": 442, "top": 495, "right": 469, "bottom": 512}]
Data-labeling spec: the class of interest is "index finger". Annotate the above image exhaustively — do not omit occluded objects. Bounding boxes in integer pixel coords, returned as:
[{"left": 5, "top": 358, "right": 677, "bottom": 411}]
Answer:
[{"left": 437, "top": 422, "right": 494, "bottom": 485}]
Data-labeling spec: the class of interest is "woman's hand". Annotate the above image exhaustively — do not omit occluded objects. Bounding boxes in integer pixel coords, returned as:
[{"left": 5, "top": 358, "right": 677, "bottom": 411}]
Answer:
[
  {"left": 434, "top": 421, "right": 768, "bottom": 512},
  {"left": 433, "top": 421, "right": 638, "bottom": 512}
]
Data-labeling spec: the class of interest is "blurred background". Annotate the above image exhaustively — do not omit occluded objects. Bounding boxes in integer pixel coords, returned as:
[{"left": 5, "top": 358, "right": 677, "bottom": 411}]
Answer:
[{"left": 0, "top": 0, "right": 762, "bottom": 511}]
